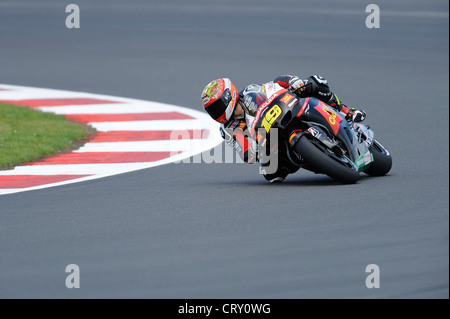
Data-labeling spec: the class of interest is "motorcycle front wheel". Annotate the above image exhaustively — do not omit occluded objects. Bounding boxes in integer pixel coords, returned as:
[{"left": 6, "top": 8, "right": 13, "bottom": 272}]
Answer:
[{"left": 364, "top": 139, "right": 392, "bottom": 176}]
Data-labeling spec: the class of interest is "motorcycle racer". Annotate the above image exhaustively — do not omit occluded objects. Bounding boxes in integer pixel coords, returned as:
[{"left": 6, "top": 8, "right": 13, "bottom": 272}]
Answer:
[{"left": 201, "top": 75, "right": 367, "bottom": 182}]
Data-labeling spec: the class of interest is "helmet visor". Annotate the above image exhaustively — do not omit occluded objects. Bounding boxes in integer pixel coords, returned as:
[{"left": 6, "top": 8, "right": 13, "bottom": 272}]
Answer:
[{"left": 204, "top": 88, "right": 232, "bottom": 121}]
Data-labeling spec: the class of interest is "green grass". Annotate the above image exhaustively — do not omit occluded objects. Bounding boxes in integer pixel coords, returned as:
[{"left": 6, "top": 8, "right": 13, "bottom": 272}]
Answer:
[{"left": 0, "top": 103, "right": 92, "bottom": 169}]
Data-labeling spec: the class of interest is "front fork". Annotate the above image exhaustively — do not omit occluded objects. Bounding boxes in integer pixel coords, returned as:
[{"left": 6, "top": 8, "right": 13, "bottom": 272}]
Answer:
[{"left": 348, "top": 123, "right": 375, "bottom": 171}]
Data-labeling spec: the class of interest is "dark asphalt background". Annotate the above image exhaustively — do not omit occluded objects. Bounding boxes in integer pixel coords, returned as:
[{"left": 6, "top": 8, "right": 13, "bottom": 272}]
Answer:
[{"left": 0, "top": 0, "right": 448, "bottom": 298}]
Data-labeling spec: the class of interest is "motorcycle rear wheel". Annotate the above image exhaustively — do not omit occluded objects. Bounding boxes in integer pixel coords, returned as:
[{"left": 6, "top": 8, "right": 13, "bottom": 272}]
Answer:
[{"left": 294, "top": 136, "right": 360, "bottom": 184}]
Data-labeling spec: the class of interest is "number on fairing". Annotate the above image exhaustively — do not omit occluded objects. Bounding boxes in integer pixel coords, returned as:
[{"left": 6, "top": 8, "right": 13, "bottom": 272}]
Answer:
[
  {"left": 322, "top": 104, "right": 337, "bottom": 125},
  {"left": 261, "top": 104, "right": 282, "bottom": 133}
]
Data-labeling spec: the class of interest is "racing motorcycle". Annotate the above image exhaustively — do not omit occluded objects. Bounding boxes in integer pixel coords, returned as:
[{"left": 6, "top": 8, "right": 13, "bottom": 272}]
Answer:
[{"left": 252, "top": 89, "right": 392, "bottom": 184}]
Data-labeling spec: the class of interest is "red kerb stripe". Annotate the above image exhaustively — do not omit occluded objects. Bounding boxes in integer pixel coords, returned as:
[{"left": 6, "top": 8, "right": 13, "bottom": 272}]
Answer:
[
  {"left": 31, "top": 152, "right": 180, "bottom": 164},
  {"left": 0, "top": 174, "right": 92, "bottom": 188},
  {"left": 65, "top": 112, "right": 193, "bottom": 123},
  {"left": 90, "top": 130, "right": 210, "bottom": 142},
  {"left": 0, "top": 98, "right": 121, "bottom": 107}
]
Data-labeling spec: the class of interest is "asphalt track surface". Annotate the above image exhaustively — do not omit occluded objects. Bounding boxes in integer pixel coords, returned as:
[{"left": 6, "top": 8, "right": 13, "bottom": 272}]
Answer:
[{"left": 0, "top": 0, "right": 448, "bottom": 299}]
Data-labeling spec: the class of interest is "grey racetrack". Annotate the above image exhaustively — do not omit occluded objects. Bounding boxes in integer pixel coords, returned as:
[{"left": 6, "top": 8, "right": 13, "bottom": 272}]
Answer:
[{"left": 0, "top": 0, "right": 448, "bottom": 298}]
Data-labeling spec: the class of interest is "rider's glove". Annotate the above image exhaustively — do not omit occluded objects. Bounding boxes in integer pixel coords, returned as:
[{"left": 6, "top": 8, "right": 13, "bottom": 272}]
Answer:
[
  {"left": 345, "top": 108, "right": 366, "bottom": 123},
  {"left": 288, "top": 76, "right": 305, "bottom": 94},
  {"left": 327, "top": 94, "right": 342, "bottom": 108},
  {"left": 220, "top": 126, "right": 234, "bottom": 145},
  {"left": 249, "top": 139, "right": 259, "bottom": 162}
]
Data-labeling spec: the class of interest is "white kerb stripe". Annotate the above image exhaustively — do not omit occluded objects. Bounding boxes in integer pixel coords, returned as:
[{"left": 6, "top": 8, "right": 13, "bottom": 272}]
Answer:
[
  {"left": 75, "top": 140, "right": 203, "bottom": 152},
  {"left": 37, "top": 104, "right": 176, "bottom": 115},
  {"left": 90, "top": 119, "right": 210, "bottom": 131}
]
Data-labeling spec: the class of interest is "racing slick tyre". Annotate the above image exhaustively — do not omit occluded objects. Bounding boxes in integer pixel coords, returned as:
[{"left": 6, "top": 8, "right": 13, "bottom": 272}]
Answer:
[{"left": 364, "top": 140, "right": 392, "bottom": 176}]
